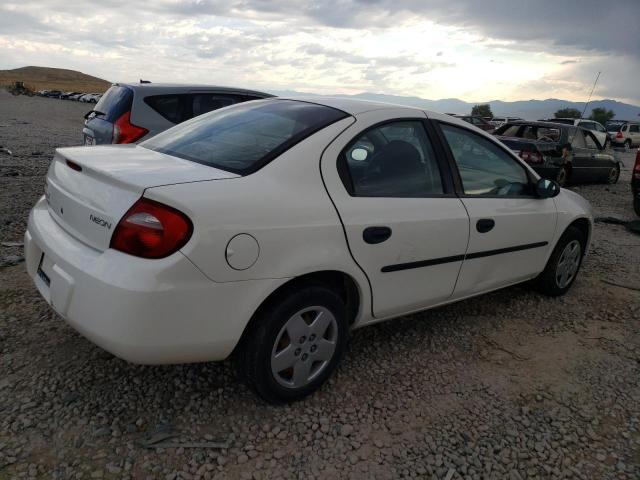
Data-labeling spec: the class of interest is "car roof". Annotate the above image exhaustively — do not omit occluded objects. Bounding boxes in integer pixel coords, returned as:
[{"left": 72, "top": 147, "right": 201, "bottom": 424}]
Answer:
[{"left": 114, "top": 82, "right": 273, "bottom": 97}]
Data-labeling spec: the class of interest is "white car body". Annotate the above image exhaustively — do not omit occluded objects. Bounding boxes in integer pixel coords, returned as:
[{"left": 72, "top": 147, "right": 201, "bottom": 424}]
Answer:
[{"left": 25, "top": 97, "right": 593, "bottom": 367}]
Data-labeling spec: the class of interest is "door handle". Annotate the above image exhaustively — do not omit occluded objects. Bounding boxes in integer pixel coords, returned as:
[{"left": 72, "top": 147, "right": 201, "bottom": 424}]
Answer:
[
  {"left": 476, "top": 218, "right": 495, "bottom": 233},
  {"left": 363, "top": 226, "right": 392, "bottom": 244}
]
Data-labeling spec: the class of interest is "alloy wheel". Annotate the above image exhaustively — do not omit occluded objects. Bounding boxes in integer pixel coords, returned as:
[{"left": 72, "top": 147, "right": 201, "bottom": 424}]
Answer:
[
  {"left": 555, "top": 240, "right": 581, "bottom": 289},
  {"left": 270, "top": 306, "right": 338, "bottom": 389}
]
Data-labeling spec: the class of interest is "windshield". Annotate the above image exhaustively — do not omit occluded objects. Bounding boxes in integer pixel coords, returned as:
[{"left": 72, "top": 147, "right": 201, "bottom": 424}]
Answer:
[{"left": 142, "top": 99, "right": 349, "bottom": 175}]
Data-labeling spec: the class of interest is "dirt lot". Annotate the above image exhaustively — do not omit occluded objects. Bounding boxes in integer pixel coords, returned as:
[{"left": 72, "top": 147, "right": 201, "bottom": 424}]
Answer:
[{"left": 1, "top": 90, "right": 639, "bottom": 480}]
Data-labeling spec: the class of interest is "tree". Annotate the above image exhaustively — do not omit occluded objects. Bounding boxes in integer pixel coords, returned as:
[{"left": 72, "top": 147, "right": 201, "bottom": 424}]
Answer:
[
  {"left": 589, "top": 107, "right": 615, "bottom": 126},
  {"left": 554, "top": 108, "right": 582, "bottom": 119},
  {"left": 471, "top": 104, "right": 493, "bottom": 118}
]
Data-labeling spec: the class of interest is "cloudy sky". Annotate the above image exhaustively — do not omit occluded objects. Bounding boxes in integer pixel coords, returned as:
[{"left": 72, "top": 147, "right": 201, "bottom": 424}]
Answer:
[{"left": 1, "top": 0, "right": 639, "bottom": 104}]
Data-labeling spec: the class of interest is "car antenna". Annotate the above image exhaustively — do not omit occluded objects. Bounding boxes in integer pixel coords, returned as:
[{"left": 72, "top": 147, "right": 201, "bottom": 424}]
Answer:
[{"left": 580, "top": 71, "right": 601, "bottom": 120}]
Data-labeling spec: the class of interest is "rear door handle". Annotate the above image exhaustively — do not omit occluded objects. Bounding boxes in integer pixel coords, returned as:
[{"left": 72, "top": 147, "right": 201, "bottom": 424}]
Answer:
[
  {"left": 363, "top": 226, "right": 392, "bottom": 244},
  {"left": 476, "top": 218, "right": 495, "bottom": 233}
]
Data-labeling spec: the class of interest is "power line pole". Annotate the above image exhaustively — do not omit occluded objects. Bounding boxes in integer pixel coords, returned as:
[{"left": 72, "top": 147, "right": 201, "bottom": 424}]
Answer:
[{"left": 581, "top": 71, "right": 601, "bottom": 120}]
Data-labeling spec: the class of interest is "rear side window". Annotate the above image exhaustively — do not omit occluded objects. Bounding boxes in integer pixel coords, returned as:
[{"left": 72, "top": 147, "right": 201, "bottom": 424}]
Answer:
[
  {"left": 142, "top": 99, "right": 349, "bottom": 175},
  {"left": 145, "top": 93, "right": 263, "bottom": 124},
  {"left": 339, "top": 121, "right": 444, "bottom": 197},
  {"left": 631, "top": 124, "right": 640, "bottom": 133},
  {"left": 145, "top": 95, "right": 185, "bottom": 123},
  {"left": 93, "top": 86, "right": 133, "bottom": 122}
]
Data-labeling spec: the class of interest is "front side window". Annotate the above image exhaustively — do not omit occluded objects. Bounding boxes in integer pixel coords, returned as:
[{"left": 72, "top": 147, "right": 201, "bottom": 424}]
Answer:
[
  {"left": 142, "top": 99, "right": 348, "bottom": 175},
  {"left": 339, "top": 121, "right": 444, "bottom": 197},
  {"left": 440, "top": 124, "right": 532, "bottom": 197}
]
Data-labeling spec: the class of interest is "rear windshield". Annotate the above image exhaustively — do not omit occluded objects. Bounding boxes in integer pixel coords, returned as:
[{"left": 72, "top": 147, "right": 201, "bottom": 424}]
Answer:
[
  {"left": 93, "top": 86, "right": 133, "bottom": 122},
  {"left": 141, "top": 99, "right": 349, "bottom": 175},
  {"left": 606, "top": 123, "right": 623, "bottom": 132}
]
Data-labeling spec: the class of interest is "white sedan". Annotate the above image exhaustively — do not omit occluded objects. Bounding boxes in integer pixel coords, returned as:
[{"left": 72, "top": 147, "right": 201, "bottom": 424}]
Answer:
[{"left": 25, "top": 97, "right": 593, "bottom": 403}]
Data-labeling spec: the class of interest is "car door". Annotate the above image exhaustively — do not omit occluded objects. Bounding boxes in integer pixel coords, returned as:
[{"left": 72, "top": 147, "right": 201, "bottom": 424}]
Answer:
[
  {"left": 568, "top": 128, "right": 596, "bottom": 182},
  {"left": 320, "top": 111, "right": 470, "bottom": 318},
  {"left": 435, "top": 122, "right": 557, "bottom": 297},
  {"left": 583, "top": 130, "right": 612, "bottom": 180}
]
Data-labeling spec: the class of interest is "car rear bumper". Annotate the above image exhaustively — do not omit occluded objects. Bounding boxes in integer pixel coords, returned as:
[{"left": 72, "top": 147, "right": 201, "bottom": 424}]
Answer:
[{"left": 25, "top": 197, "right": 284, "bottom": 364}]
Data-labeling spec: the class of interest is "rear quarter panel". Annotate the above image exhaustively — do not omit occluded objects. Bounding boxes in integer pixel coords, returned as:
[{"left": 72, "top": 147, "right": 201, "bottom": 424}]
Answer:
[{"left": 144, "top": 117, "right": 373, "bottom": 321}]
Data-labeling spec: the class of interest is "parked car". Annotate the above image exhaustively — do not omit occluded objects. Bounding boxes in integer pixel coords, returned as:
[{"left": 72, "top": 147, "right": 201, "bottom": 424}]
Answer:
[
  {"left": 82, "top": 83, "right": 273, "bottom": 145},
  {"left": 79, "top": 93, "right": 101, "bottom": 103},
  {"left": 60, "top": 91, "right": 80, "bottom": 100},
  {"left": 489, "top": 116, "right": 522, "bottom": 128},
  {"left": 69, "top": 93, "right": 85, "bottom": 101},
  {"left": 633, "top": 148, "right": 640, "bottom": 217},
  {"left": 608, "top": 121, "right": 640, "bottom": 150},
  {"left": 543, "top": 118, "right": 610, "bottom": 149},
  {"left": 25, "top": 97, "right": 594, "bottom": 403},
  {"left": 44, "top": 90, "right": 62, "bottom": 98},
  {"left": 495, "top": 121, "right": 620, "bottom": 186},
  {"left": 451, "top": 115, "right": 494, "bottom": 132}
]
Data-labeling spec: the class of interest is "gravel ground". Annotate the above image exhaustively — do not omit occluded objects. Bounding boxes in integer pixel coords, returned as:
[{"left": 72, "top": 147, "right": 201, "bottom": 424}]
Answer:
[{"left": 1, "top": 90, "right": 639, "bottom": 480}]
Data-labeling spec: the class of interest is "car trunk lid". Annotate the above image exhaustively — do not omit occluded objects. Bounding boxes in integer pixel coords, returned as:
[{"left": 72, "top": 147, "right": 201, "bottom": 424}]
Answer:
[{"left": 45, "top": 145, "right": 238, "bottom": 251}]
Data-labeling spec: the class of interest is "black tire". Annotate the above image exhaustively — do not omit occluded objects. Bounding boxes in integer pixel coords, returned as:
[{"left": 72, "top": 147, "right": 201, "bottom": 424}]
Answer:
[
  {"left": 536, "top": 226, "right": 586, "bottom": 296},
  {"left": 606, "top": 163, "right": 620, "bottom": 184},
  {"left": 556, "top": 165, "right": 570, "bottom": 187},
  {"left": 238, "top": 283, "right": 348, "bottom": 404},
  {"left": 625, "top": 139, "right": 632, "bottom": 151},
  {"left": 634, "top": 197, "right": 640, "bottom": 218}
]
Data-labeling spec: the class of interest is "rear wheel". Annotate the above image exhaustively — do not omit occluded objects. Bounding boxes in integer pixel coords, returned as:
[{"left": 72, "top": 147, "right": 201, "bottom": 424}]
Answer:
[
  {"left": 556, "top": 165, "right": 570, "bottom": 187},
  {"left": 239, "top": 284, "right": 348, "bottom": 403},
  {"left": 536, "top": 226, "right": 585, "bottom": 296},
  {"left": 625, "top": 139, "right": 632, "bottom": 151},
  {"left": 606, "top": 164, "right": 620, "bottom": 184}
]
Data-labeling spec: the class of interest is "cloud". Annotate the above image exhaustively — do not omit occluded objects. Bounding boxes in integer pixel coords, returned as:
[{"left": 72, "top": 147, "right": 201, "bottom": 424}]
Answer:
[{"left": 0, "top": 0, "right": 638, "bottom": 104}]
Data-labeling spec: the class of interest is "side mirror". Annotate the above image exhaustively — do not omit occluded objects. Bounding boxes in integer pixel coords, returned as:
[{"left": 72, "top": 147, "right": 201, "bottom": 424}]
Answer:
[{"left": 536, "top": 178, "right": 561, "bottom": 198}]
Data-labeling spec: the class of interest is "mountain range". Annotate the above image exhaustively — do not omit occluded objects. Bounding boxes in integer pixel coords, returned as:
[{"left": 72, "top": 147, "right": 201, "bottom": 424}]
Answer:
[
  {"left": 271, "top": 90, "right": 640, "bottom": 121},
  {"left": 2, "top": 66, "right": 638, "bottom": 121}
]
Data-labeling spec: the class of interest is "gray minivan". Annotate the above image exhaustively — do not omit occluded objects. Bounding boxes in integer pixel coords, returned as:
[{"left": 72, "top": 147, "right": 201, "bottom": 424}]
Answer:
[{"left": 83, "top": 83, "right": 273, "bottom": 145}]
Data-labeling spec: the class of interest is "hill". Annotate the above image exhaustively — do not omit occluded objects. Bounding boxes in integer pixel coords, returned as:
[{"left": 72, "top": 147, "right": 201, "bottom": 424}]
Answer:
[
  {"left": 271, "top": 90, "right": 640, "bottom": 121},
  {"left": 0, "top": 66, "right": 111, "bottom": 93}
]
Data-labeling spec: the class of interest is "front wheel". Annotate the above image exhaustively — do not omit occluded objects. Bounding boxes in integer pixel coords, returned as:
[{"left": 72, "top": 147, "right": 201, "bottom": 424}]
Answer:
[
  {"left": 536, "top": 226, "right": 585, "bottom": 296},
  {"left": 606, "top": 164, "right": 620, "bottom": 184},
  {"left": 238, "top": 284, "right": 348, "bottom": 403}
]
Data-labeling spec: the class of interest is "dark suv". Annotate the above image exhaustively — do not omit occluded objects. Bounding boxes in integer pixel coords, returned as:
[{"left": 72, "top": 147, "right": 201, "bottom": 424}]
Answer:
[{"left": 82, "top": 83, "right": 272, "bottom": 145}]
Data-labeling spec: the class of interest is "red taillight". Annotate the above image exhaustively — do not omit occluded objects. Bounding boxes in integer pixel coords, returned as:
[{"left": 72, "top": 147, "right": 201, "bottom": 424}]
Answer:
[
  {"left": 616, "top": 131, "right": 623, "bottom": 139},
  {"left": 110, "top": 198, "right": 193, "bottom": 259},
  {"left": 520, "top": 150, "right": 543, "bottom": 164},
  {"left": 633, "top": 149, "right": 640, "bottom": 180},
  {"left": 112, "top": 111, "right": 149, "bottom": 144}
]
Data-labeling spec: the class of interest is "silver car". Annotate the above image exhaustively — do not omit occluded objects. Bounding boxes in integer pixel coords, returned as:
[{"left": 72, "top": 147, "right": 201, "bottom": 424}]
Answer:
[{"left": 82, "top": 83, "right": 273, "bottom": 145}]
